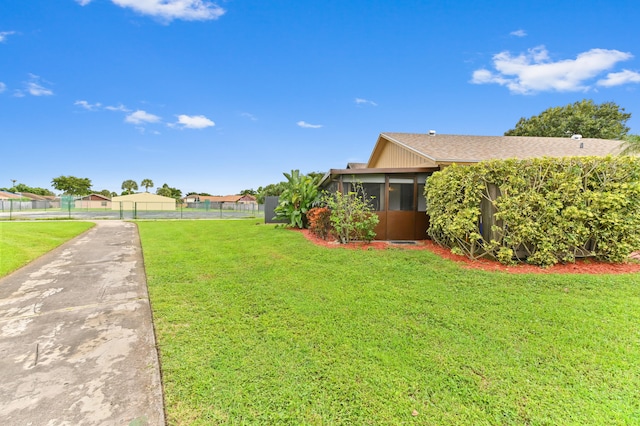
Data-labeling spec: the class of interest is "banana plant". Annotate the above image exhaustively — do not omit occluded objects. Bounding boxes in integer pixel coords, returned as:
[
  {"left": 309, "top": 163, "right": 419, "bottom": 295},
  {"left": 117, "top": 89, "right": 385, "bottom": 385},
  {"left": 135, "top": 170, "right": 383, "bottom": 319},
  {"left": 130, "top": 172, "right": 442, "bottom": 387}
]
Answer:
[{"left": 274, "top": 170, "right": 320, "bottom": 228}]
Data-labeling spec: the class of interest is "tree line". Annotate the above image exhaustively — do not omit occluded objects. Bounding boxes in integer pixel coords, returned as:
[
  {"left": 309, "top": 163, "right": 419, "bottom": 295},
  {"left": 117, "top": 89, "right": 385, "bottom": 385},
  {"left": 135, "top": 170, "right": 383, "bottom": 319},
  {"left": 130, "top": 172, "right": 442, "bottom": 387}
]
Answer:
[{"left": 1, "top": 177, "right": 183, "bottom": 201}]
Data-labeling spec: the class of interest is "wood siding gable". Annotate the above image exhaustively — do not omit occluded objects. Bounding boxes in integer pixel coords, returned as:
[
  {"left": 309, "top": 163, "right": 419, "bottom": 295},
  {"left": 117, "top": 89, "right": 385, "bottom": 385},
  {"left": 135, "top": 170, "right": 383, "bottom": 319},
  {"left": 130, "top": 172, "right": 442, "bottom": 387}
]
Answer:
[{"left": 368, "top": 137, "right": 436, "bottom": 168}]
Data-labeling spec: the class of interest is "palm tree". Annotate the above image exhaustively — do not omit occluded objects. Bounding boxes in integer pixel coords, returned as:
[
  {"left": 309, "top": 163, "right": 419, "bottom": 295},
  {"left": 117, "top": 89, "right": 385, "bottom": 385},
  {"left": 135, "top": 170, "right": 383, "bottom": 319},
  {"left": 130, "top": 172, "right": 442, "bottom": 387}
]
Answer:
[
  {"left": 621, "top": 134, "right": 640, "bottom": 155},
  {"left": 121, "top": 179, "right": 138, "bottom": 195},
  {"left": 141, "top": 178, "right": 154, "bottom": 192}
]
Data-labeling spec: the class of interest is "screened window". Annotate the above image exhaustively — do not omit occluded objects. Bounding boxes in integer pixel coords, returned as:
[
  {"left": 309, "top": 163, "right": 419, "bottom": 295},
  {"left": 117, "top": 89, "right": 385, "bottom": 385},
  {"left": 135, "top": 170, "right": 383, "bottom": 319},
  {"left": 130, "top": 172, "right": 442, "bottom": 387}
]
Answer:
[
  {"left": 325, "top": 181, "right": 339, "bottom": 194},
  {"left": 343, "top": 182, "right": 385, "bottom": 211},
  {"left": 361, "top": 183, "right": 384, "bottom": 211},
  {"left": 389, "top": 183, "right": 414, "bottom": 211}
]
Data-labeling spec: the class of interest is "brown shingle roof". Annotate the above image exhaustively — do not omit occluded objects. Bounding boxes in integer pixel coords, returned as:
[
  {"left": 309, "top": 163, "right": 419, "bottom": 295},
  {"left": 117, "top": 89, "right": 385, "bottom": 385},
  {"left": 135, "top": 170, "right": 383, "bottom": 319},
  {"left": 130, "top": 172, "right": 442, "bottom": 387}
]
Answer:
[
  {"left": 378, "top": 132, "right": 625, "bottom": 165},
  {"left": 19, "top": 192, "right": 49, "bottom": 201},
  {"left": 79, "top": 193, "right": 111, "bottom": 201},
  {"left": 0, "top": 191, "right": 23, "bottom": 200}
]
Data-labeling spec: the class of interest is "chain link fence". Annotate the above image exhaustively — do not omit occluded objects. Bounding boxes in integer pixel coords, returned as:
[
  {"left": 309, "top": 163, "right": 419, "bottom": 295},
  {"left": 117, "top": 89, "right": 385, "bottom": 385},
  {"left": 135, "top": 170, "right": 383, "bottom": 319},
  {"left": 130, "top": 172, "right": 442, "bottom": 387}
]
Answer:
[{"left": 0, "top": 200, "right": 264, "bottom": 221}]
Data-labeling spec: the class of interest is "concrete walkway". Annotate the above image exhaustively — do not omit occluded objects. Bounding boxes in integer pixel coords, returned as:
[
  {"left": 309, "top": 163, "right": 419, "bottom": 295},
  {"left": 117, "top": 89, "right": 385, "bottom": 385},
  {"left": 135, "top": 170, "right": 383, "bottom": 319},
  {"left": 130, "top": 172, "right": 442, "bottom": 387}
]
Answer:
[{"left": 0, "top": 221, "right": 165, "bottom": 425}]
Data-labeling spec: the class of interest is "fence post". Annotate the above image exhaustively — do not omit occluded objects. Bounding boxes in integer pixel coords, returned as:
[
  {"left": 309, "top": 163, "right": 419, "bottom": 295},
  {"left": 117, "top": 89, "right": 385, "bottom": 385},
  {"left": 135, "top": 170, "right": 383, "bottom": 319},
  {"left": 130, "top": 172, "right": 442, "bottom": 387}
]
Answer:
[{"left": 134, "top": 202, "right": 137, "bottom": 220}]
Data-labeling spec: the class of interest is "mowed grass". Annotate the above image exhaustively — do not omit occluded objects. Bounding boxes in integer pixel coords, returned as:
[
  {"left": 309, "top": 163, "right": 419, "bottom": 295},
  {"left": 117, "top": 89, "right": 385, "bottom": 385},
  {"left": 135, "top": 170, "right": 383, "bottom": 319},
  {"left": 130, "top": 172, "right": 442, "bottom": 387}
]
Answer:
[
  {"left": 138, "top": 220, "right": 640, "bottom": 425},
  {"left": 0, "top": 221, "right": 94, "bottom": 277}
]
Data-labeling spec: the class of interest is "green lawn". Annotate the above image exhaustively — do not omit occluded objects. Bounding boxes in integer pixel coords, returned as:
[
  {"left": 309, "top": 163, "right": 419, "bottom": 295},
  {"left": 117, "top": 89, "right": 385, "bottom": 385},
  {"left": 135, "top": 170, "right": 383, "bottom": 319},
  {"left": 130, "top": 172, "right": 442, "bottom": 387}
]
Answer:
[
  {"left": 138, "top": 220, "right": 640, "bottom": 425},
  {"left": 0, "top": 221, "right": 94, "bottom": 277}
]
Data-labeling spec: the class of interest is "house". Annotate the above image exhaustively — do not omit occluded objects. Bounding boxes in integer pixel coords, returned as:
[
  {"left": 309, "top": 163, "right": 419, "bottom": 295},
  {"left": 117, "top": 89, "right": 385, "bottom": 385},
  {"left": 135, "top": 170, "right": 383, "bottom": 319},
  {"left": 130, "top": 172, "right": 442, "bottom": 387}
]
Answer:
[
  {"left": 0, "top": 191, "right": 23, "bottom": 200},
  {"left": 22, "top": 192, "right": 59, "bottom": 209},
  {"left": 19, "top": 192, "right": 49, "bottom": 201},
  {"left": 111, "top": 193, "right": 176, "bottom": 211},
  {"left": 75, "top": 194, "right": 111, "bottom": 209},
  {"left": 183, "top": 194, "right": 258, "bottom": 208},
  {"left": 320, "top": 132, "right": 625, "bottom": 240},
  {"left": 0, "top": 191, "right": 23, "bottom": 210},
  {"left": 0, "top": 191, "right": 58, "bottom": 209}
]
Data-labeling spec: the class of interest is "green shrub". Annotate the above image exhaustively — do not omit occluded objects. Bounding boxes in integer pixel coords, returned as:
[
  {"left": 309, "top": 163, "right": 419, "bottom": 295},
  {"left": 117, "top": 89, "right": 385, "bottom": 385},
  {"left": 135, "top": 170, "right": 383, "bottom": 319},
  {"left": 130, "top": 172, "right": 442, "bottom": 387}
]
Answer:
[
  {"left": 425, "top": 156, "right": 640, "bottom": 267},
  {"left": 321, "top": 184, "right": 379, "bottom": 243},
  {"left": 274, "top": 170, "right": 320, "bottom": 228}
]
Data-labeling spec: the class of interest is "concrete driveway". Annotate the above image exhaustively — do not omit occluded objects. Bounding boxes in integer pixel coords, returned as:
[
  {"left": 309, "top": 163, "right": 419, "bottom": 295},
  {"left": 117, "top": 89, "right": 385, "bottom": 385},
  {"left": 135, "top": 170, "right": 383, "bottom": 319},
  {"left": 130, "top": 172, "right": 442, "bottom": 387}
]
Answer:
[{"left": 0, "top": 221, "right": 165, "bottom": 425}]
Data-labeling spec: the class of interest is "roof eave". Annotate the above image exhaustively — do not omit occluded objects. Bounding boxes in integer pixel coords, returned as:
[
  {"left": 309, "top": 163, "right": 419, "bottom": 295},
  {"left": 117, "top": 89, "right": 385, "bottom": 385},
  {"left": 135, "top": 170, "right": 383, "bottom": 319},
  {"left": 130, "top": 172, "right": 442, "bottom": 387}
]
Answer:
[{"left": 321, "top": 167, "right": 440, "bottom": 184}]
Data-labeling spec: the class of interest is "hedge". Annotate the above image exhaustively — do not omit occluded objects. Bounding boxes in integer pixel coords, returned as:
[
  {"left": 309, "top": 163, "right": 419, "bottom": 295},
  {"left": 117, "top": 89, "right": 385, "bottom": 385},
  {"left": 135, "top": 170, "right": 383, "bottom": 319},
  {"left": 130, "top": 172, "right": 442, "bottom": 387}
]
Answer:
[{"left": 425, "top": 156, "right": 640, "bottom": 267}]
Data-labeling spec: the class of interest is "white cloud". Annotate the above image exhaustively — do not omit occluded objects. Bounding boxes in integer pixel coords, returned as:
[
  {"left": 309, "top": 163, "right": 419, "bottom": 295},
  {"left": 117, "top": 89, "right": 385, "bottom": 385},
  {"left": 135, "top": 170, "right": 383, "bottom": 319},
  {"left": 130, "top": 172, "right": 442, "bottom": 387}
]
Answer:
[
  {"left": 75, "top": 0, "right": 92, "bottom": 5},
  {"left": 0, "top": 31, "right": 16, "bottom": 43},
  {"left": 125, "top": 110, "right": 161, "bottom": 124},
  {"left": 75, "top": 103, "right": 216, "bottom": 132},
  {"left": 75, "top": 100, "right": 102, "bottom": 111},
  {"left": 355, "top": 98, "right": 378, "bottom": 106},
  {"left": 26, "top": 74, "right": 53, "bottom": 96},
  {"left": 27, "top": 83, "right": 53, "bottom": 96},
  {"left": 597, "top": 69, "right": 640, "bottom": 87},
  {"left": 110, "top": 0, "right": 225, "bottom": 22},
  {"left": 0, "top": 82, "right": 5, "bottom": 93},
  {"left": 472, "top": 69, "right": 500, "bottom": 84},
  {"left": 105, "top": 104, "right": 131, "bottom": 112},
  {"left": 173, "top": 114, "right": 215, "bottom": 129},
  {"left": 471, "top": 46, "right": 634, "bottom": 94},
  {"left": 297, "top": 121, "right": 323, "bottom": 129},
  {"left": 133, "top": 126, "right": 161, "bottom": 135},
  {"left": 240, "top": 112, "right": 257, "bottom": 121},
  {"left": 510, "top": 29, "right": 527, "bottom": 37}
]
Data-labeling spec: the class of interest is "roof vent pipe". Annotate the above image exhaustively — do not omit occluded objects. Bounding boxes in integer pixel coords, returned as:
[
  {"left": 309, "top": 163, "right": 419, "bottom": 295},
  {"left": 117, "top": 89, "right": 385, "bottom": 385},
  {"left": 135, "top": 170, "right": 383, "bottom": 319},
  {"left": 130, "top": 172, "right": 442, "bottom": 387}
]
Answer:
[
  {"left": 571, "top": 134, "right": 582, "bottom": 140},
  {"left": 428, "top": 130, "right": 436, "bottom": 136}
]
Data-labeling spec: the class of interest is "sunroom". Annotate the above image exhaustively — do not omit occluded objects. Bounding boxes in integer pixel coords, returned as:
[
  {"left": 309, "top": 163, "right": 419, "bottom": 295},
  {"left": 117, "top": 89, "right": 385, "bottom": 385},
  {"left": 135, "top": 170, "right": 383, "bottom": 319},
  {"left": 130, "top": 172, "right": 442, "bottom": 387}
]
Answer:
[{"left": 320, "top": 167, "right": 438, "bottom": 240}]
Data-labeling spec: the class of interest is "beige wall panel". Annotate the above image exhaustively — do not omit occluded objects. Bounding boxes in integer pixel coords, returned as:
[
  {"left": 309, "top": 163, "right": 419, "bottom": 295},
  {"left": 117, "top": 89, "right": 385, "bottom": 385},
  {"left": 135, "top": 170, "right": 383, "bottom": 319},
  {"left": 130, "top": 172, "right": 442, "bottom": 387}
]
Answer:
[
  {"left": 371, "top": 143, "right": 435, "bottom": 168},
  {"left": 75, "top": 200, "right": 112, "bottom": 209},
  {"left": 111, "top": 193, "right": 176, "bottom": 210}
]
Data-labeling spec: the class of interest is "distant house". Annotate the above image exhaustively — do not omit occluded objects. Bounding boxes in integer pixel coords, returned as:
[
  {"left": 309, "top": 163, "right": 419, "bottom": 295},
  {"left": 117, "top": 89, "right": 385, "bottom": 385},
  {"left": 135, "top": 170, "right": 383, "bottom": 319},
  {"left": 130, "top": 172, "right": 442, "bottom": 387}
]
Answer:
[
  {"left": 321, "top": 132, "right": 625, "bottom": 240},
  {"left": 0, "top": 191, "right": 23, "bottom": 200},
  {"left": 212, "top": 195, "right": 257, "bottom": 204},
  {"left": 183, "top": 194, "right": 258, "bottom": 207},
  {"left": 75, "top": 194, "right": 111, "bottom": 209},
  {"left": 111, "top": 193, "right": 175, "bottom": 211},
  {"left": 19, "top": 192, "right": 50, "bottom": 201},
  {"left": 0, "top": 191, "right": 58, "bottom": 209}
]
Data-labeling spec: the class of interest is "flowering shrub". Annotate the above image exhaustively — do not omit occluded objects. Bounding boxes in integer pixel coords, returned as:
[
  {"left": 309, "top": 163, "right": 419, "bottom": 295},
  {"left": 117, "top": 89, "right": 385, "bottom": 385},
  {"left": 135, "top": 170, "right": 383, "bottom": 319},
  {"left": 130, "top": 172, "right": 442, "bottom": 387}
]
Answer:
[{"left": 307, "top": 207, "right": 332, "bottom": 240}]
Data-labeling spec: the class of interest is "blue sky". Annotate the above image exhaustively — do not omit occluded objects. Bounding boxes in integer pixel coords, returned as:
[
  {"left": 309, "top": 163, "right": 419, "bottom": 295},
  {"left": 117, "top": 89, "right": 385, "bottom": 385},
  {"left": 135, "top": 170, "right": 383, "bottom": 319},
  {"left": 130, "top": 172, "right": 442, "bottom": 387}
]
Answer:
[{"left": 2, "top": 0, "right": 640, "bottom": 195}]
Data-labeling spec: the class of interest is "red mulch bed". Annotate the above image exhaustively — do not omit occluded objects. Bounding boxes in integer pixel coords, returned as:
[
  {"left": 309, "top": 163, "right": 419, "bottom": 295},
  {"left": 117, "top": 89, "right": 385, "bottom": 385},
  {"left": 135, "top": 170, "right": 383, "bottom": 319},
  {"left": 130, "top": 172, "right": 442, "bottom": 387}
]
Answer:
[{"left": 294, "top": 229, "right": 640, "bottom": 275}]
